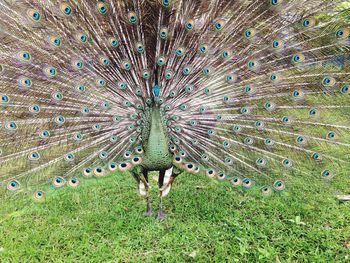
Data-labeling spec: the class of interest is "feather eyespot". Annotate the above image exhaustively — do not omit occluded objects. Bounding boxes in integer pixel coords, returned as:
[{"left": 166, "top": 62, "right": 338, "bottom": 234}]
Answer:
[
  {"left": 165, "top": 69, "right": 174, "bottom": 80},
  {"left": 34, "top": 190, "right": 45, "bottom": 200},
  {"left": 198, "top": 44, "right": 208, "bottom": 54},
  {"left": 273, "top": 180, "right": 285, "bottom": 191},
  {"left": 321, "top": 170, "right": 334, "bottom": 180},
  {"left": 49, "top": 36, "right": 61, "bottom": 47},
  {"left": 1, "top": 94, "right": 9, "bottom": 103},
  {"left": 128, "top": 11, "right": 138, "bottom": 24},
  {"left": 83, "top": 167, "right": 93, "bottom": 177},
  {"left": 97, "top": 2, "right": 108, "bottom": 14},
  {"left": 242, "top": 178, "right": 253, "bottom": 188},
  {"left": 214, "top": 19, "right": 225, "bottom": 31},
  {"left": 231, "top": 177, "right": 242, "bottom": 187},
  {"left": 311, "top": 152, "right": 322, "bottom": 161},
  {"left": 110, "top": 135, "right": 118, "bottom": 143},
  {"left": 29, "top": 104, "right": 40, "bottom": 114},
  {"left": 135, "top": 42, "right": 145, "bottom": 53},
  {"left": 60, "top": 3, "right": 72, "bottom": 15},
  {"left": 185, "top": 19, "right": 194, "bottom": 30},
  {"left": 68, "top": 178, "right": 80, "bottom": 188},
  {"left": 121, "top": 60, "right": 132, "bottom": 70},
  {"left": 339, "top": 84, "right": 349, "bottom": 94},
  {"left": 264, "top": 138, "right": 274, "bottom": 146},
  {"left": 206, "top": 169, "right": 215, "bottom": 178},
  {"left": 54, "top": 116, "right": 65, "bottom": 125},
  {"left": 157, "top": 56, "right": 166, "bottom": 66},
  {"left": 52, "top": 177, "right": 65, "bottom": 188},
  {"left": 161, "top": 0, "right": 171, "bottom": 7},
  {"left": 109, "top": 162, "right": 117, "bottom": 171},
  {"left": 175, "top": 47, "right": 185, "bottom": 57},
  {"left": 5, "top": 121, "right": 17, "bottom": 131},
  {"left": 65, "top": 153, "right": 74, "bottom": 162},
  {"left": 94, "top": 167, "right": 106, "bottom": 176},
  {"left": 7, "top": 181, "right": 20, "bottom": 191},
  {"left": 76, "top": 33, "right": 88, "bottom": 43},
  {"left": 291, "top": 53, "right": 304, "bottom": 64},
  {"left": 261, "top": 186, "right": 271, "bottom": 195},
  {"left": 336, "top": 28, "right": 349, "bottom": 40},
  {"left": 18, "top": 51, "right": 31, "bottom": 62},
  {"left": 27, "top": 9, "right": 41, "bottom": 21},
  {"left": 99, "top": 151, "right": 108, "bottom": 159},
  {"left": 109, "top": 38, "right": 119, "bottom": 47},
  {"left": 159, "top": 27, "right": 168, "bottom": 39},
  {"left": 118, "top": 162, "right": 131, "bottom": 171}
]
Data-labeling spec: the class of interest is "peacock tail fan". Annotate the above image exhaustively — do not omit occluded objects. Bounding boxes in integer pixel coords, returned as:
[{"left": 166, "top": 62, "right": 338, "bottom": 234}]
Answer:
[{"left": 0, "top": 0, "right": 349, "bottom": 201}]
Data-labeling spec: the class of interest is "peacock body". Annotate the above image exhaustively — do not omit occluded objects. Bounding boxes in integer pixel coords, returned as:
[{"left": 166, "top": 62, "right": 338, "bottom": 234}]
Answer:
[{"left": 1, "top": 0, "right": 350, "bottom": 218}]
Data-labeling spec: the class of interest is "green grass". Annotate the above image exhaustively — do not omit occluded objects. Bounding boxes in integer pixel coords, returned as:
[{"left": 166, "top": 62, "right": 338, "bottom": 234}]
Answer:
[{"left": 1, "top": 172, "right": 350, "bottom": 262}]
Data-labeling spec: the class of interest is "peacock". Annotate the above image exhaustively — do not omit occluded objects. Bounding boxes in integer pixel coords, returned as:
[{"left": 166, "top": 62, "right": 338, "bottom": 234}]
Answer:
[{"left": 1, "top": 0, "right": 350, "bottom": 220}]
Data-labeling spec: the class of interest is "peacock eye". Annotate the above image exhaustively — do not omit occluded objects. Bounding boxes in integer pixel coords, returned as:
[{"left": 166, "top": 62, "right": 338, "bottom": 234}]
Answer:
[{"left": 135, "top": 42, "right": 145, "bottom": 53}]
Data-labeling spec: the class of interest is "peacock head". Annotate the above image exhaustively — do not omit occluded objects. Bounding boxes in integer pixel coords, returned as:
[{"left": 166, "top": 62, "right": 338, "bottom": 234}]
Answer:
[{"left": 152, "top": 84, "right": 161, "bottom": 104}]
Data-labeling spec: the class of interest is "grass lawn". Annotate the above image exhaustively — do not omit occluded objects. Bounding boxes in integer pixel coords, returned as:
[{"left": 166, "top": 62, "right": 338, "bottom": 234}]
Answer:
[{"left": 1, "top": 171, "right": 350, "bottom": 262}]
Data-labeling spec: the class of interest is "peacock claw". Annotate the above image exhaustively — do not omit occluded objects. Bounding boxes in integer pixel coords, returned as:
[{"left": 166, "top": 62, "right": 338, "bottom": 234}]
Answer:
[
  {"left": 157, "top": 209, "right": 166, "bottom": 221},
  {"left": 144, "top": 210, "right": 153, "bottom": 217}
]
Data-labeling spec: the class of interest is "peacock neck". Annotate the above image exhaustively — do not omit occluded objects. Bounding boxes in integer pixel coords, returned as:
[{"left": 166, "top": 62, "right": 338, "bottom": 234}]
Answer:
[{"left": 141, "top": 105, "right": 173, "bottom": 170}]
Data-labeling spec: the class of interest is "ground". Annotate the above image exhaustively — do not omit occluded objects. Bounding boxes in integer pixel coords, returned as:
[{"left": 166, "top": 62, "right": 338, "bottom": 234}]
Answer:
[{"left": 1, "top": 171, "right": 350, "bottom": 262}]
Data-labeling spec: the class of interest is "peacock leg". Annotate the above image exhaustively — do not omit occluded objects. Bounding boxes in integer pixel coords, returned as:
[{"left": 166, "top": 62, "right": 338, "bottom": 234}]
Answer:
[
  {"left": 157, "top": 169, "right": 166, "bottom": 220},
  {"left": 141, "top": 169, "right": 153, "bottom": 217},
  {"left": 131, "top": 167, "right": 152, "bottom": 216}
]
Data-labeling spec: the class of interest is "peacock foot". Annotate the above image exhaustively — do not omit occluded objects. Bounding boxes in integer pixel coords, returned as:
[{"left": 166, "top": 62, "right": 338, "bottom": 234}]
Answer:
[
  {"left": 157, "top": 209, "right": 166, "bottom": 221},
  {"left": 144, "top": 209, "right": 153, "bottom": 217}
]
